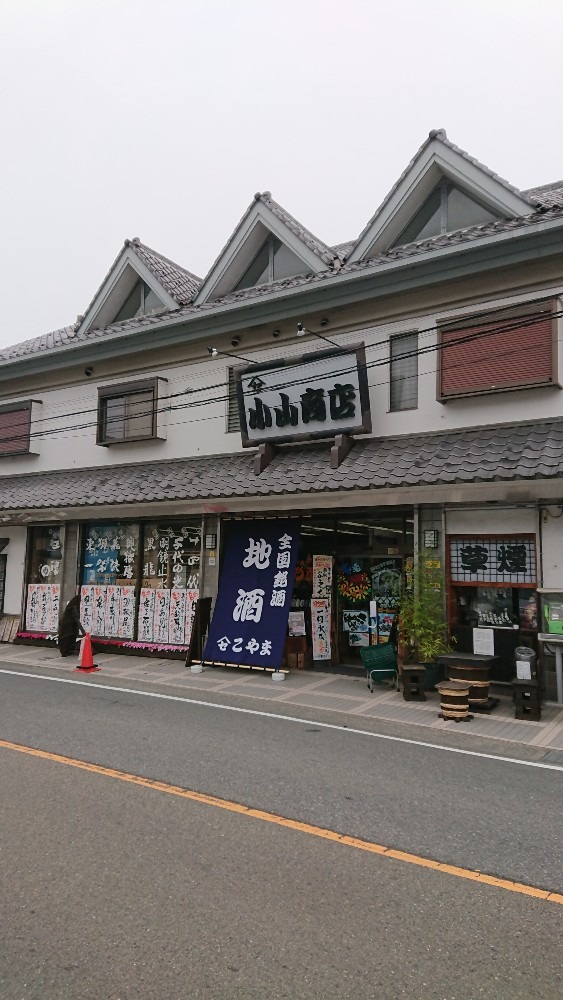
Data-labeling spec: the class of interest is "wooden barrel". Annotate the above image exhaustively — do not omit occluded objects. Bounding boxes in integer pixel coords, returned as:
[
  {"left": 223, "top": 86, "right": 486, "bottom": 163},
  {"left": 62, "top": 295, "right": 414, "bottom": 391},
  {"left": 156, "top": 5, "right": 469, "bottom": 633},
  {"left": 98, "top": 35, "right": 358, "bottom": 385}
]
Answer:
[
  {"left": 436, "top": 680, "right": 472, "bottom": 721},
  {"left": 447, "top": 663, "right": 491, "bottom": 706}
]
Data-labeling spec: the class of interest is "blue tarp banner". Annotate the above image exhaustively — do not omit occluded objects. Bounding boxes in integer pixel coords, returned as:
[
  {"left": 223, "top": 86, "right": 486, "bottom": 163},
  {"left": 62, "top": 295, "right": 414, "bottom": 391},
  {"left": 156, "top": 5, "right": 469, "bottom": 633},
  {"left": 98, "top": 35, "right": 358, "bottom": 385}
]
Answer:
[{"left": 204, "top": 518, "right": 301, "bottom": 669}]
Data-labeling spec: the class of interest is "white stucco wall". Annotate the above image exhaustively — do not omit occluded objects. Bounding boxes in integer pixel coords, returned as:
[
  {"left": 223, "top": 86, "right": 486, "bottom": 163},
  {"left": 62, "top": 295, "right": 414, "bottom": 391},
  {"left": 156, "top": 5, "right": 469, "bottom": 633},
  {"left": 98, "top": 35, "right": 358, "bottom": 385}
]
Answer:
[
  {"left": 0, "top": 286, "right": 561, "bottom": 476},
  {"left": 445, "top": 507, "right": 538, "bottom": 536},
  {"left": 539, "top": 508, "right": 563, "bottom": 589},
  {"left": 2, "top": 527, "right": 27, "bottom": 615}
]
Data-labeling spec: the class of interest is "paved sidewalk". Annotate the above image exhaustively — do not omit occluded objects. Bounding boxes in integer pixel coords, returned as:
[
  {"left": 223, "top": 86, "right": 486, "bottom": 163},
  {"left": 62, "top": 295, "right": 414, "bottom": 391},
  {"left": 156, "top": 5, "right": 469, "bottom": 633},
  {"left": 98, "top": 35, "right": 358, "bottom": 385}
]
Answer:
[{"left": 3, "top": 642, "right": 563, "bottom": 753}]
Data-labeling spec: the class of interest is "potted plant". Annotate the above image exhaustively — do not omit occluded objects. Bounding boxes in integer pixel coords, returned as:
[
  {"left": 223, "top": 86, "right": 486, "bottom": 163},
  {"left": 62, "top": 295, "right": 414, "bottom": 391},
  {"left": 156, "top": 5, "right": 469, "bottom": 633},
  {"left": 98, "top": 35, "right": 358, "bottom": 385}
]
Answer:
[{"left": 398, "top": 551, "right": 451, "bottom": 690}]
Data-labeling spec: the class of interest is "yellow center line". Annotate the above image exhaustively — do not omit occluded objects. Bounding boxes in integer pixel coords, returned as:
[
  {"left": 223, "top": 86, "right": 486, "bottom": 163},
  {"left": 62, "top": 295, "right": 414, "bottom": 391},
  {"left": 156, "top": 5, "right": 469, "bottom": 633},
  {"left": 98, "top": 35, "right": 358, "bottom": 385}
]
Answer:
[{"left": 2, "top": 738, "right": 562, "bottom": 906}]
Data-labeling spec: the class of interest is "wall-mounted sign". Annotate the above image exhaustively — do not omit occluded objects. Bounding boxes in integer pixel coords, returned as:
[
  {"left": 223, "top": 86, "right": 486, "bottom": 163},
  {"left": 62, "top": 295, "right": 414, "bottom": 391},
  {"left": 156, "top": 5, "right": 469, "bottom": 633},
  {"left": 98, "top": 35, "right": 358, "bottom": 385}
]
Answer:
[
  {"left": 450, "top": 537, "right": 536, "bottom": 585},
  {"left": 236, "top": 345, "right": 371, "bottom": 447}
]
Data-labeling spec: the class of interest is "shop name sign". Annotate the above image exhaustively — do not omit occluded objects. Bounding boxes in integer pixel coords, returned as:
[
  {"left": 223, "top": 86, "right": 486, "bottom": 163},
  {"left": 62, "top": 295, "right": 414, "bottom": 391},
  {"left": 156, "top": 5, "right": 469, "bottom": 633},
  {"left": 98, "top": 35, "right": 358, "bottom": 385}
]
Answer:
[
  {"left": 236, "top": 345, "right": 371, "bottom": 447},
  {"left": 450, "top": 537, "right": 536, "bottom": 585}
]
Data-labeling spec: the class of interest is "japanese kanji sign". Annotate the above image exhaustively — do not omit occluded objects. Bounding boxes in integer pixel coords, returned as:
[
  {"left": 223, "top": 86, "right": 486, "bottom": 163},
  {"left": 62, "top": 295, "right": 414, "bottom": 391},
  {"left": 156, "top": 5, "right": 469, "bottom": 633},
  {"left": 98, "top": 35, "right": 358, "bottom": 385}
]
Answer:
[
  {"left": 26, "top": 584, "right": 60, "bottom": 633},
  {"left": 236, "top": 346, "right": 371, "bottom": 447},
  {"left": 312, "top": 555, "right": 333, "bottom": 599},
  {"left": 450, "top": 537, "right": 536, "bottom": 585},
  {"left": 311, "top": 599, "right": 331, "bottom": 660},
  {"left": 204, "top": 519, "right": 301, "bottom": 668}
]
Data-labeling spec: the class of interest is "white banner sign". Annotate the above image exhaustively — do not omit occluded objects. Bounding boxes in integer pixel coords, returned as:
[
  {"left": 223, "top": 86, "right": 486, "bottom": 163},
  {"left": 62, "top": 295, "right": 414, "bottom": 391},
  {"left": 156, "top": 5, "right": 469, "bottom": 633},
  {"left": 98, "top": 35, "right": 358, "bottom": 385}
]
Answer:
[
  {"left": 138, "top": 588, "right": 156, "bottom": 642},
  {"left": 238, "top": 346, "right": 371, "bottom": 447},
  {"left": 169, "top": 589, "right": 187, "bottom": 646},
  {"left": 185, "top": 589, "right": 199, "bottom": 646},
  {"left": 26, "top": 584, "right": 60, "bottom": 633},
  {"left": 311, "top": 598, "right": 331, "bottom": 661},
  {"left": 312, "top": 555, "right": 333, "bottom": 599},
  {"left": 153, "top": 589, "right": 171, "bottom": 644}
]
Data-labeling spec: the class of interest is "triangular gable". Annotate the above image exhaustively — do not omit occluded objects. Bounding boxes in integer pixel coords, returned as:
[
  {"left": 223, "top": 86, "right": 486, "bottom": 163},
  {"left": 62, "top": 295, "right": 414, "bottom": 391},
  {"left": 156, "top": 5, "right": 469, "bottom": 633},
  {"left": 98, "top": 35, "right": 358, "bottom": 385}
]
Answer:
[
  {"left": 194, "top": 192, "right": 337, "bottom": 303},
  {"left": 348, "top": 129, "right": 535, "bottom": 262},
  {"left": 76, "top": 239, "right": 200, "bottom": 335}
]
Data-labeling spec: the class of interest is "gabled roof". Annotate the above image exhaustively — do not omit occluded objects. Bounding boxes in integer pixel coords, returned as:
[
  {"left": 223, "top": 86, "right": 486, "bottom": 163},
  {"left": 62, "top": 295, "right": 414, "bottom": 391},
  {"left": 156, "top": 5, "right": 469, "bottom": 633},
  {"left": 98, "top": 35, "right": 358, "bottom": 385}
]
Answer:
[
  {"left": 75, "top": 238, "right": 200, "bottom": 337},
  {"left": 194, "top": 191, "right": 338, "bottom": 303},
  {"left": 347, "top": 129, "right": 535, "bottom": 262}
]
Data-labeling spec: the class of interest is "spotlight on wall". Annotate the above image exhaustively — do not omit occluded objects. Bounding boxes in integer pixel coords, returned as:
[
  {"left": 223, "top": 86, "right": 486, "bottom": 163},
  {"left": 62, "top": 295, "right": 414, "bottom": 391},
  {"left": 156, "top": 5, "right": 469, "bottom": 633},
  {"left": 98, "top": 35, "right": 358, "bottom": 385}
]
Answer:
[
  {"left": 231, "top": 337, "right": 241, "bottom": 348},
  {"left": 272, "top": 329, "right": 281, "bottom": 339},
  {"left": 319, "top": 317, "right": 330, "bottom": 327},
  {"left": 296, "top": 322, "right": 306, "bottom": 337},
  {"left": 84, "top": 367, "right": 94, "bottom": 377},
  {"left": 207, "top": 347, "right": 218, "bottom": 358}
]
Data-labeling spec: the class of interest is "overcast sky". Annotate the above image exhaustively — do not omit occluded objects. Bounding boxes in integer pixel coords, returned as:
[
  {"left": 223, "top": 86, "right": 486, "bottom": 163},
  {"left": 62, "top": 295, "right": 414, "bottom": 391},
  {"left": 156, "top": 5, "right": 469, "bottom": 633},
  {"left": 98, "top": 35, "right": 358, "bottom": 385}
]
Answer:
[{"left": 1, "top": 0, "right": 562, "bottom": 348}]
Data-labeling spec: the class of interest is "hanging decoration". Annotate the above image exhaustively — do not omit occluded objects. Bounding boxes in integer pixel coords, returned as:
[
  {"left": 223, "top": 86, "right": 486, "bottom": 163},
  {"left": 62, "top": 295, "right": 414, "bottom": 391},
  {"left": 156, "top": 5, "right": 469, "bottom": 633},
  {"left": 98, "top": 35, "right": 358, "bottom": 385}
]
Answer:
[{"left": 337, "top": 561, "right": 370, "bottom": 604}]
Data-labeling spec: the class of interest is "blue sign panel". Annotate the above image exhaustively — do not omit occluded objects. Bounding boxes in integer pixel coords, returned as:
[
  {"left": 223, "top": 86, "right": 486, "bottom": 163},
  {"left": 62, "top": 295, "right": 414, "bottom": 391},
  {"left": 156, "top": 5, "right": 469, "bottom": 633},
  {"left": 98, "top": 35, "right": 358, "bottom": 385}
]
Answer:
[{"left": 204, "top": 519, "right": 301, "bottom": 669}]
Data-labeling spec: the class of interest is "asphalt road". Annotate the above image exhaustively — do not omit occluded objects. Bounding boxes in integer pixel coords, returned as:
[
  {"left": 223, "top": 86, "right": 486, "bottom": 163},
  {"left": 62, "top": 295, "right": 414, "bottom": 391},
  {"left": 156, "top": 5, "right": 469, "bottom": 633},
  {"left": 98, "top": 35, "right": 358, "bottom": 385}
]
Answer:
[{"left": 1, "top": 667, "right": 562, "bottom": 999}]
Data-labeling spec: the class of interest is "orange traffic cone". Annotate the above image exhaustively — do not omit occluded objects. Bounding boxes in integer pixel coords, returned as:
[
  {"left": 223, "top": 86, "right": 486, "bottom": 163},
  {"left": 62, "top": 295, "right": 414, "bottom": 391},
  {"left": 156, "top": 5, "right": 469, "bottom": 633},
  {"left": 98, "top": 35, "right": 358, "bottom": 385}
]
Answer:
[{"left": 75, "top": 632, "right": 100, "bottom": 672}]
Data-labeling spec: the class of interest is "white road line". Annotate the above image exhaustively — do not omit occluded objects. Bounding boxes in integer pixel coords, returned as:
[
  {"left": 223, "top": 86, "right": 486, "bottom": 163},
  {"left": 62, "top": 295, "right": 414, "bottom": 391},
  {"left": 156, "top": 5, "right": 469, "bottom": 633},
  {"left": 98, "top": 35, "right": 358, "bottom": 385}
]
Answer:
[{"left": 1, "top": 667, "right": 562, "bottom": 772}]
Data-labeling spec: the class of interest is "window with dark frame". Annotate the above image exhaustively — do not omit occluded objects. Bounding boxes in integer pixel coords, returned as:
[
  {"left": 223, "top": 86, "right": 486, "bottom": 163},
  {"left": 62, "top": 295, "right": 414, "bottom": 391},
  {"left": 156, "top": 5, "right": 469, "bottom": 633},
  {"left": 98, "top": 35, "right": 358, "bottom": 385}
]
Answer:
[
  {"left": 97, "top": 380, "right": 158, "bottom": 445},
  {"left": 0, "top": 401, "right": 33, "bottom": 456},
  {"left": 234, "top": 236, "right": 308, "bottom": 291},
  {"left": 392, "top": 181, "right": 501, "bottom": 247},
  {"left": 389, "top": 333, "right": 418, "bottom": 411}
]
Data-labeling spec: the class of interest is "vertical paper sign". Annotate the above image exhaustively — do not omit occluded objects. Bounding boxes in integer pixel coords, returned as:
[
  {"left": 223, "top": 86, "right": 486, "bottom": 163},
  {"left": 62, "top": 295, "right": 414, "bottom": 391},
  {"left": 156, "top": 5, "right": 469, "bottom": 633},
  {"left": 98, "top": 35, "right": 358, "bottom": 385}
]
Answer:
[
  {"left": 169, "top": 589, "right": 187, "bottom": 646},
  {"left": 37, "top": 585, "right": 51, "bottom": 632},
  {"left": 138, "top": 588, "right": 156, "bottom": 642},
  {"left": 119, "top": 587, "right": 136, "bottom": 639},
  {"left": 105, "top": 585, "right": 121, "bottom": 638},
  {"left": 185, "top": 590, "right": 199, "bottom": 646},
  {"left": 26, "top": 584, "right": 40, "bottom": 631},
  {"left": 204, "top": 519, "right": 300, "bottom": 669},
  {"left": 312, "top": 555, "right": 333, "bottom": 598},
  {"left": 80, "top": 586, "right": 94, "bottom": 633},
  {"left": 154, "top": 589, "right": 171, "bottom": 644},
  {"left": 93, "top": 586, "right": 107, "bottom": 636},
  {"left": 311, "top": 598, "right": 331, "bottom": 660},
  {"left": 50, "top": 585, "right": 60, "bottom": 632},
  {"left": 185, "top": 589, "right": 199, "bottom": 646}
]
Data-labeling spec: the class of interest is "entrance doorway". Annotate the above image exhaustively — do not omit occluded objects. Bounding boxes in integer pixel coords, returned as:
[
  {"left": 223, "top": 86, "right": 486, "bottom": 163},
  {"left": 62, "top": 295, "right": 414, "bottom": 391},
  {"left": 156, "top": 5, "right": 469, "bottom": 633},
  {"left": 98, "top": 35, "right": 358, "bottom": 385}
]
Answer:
[{"left": 290, "top": 509, "right": 414, "bottom": 671}]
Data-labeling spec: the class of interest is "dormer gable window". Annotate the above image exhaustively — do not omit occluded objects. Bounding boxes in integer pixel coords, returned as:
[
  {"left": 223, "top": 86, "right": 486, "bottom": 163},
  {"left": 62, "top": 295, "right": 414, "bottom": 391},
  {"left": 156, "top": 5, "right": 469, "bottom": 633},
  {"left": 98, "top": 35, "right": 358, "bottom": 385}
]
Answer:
[
  {"left": 112, "top": 280, "right": 165, "bottom": 323},
  {"left": 234, "top": 236, "right": 308, "bottom": 292},
  {"left": 393, "top": 181, "right": 501, "bottom": 247}
]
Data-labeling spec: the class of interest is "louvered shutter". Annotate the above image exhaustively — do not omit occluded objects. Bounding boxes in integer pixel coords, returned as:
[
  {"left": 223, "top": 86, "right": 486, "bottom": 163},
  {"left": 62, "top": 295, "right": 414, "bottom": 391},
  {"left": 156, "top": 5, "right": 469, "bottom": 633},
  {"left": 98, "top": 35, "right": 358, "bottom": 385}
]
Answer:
[{"left": 439, "top": 304, "right": 555, "bottom": 399}]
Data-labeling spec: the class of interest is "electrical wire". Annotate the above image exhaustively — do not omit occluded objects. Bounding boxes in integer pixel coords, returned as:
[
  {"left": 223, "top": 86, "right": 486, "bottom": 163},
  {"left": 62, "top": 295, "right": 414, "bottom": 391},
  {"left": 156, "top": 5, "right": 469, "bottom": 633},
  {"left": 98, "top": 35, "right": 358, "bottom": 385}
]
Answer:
[
  {"left": 0, "top": 301, "right": 560, "bottom": 446},
  {"left": 20, "top": 293, "right": 559, "bottom": 423}
]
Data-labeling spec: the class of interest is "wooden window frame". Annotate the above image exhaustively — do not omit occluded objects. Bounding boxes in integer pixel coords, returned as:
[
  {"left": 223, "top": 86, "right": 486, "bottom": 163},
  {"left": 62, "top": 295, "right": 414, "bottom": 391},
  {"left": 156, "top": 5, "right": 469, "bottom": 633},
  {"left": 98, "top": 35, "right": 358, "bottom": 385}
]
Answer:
[
  {"left": 0, "top": 400, "right": 33, "bottom": 457},
  {"left": 436, "top": 300, "right": 558, "bottom": 402},
  {"left": 97, "top": 378, "right": 160, "bottom": 446}
]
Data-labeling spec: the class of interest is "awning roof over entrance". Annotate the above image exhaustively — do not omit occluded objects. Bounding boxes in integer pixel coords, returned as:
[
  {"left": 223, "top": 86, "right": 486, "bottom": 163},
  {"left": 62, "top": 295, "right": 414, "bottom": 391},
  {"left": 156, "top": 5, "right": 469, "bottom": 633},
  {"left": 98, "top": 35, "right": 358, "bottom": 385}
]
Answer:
[{"left": 0, "top": 417, "right": 561, "bottom": 517}]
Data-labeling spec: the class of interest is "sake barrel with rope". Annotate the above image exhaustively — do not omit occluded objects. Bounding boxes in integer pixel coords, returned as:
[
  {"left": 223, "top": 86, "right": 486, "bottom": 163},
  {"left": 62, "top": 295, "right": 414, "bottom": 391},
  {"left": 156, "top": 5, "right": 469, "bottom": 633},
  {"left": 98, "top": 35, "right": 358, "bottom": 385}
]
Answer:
[
  {"left": 447, "top": 663, "right": 491, "bottom": 706},
  {"left": 436, "top": 680, "right": 473, "bottom": 722}
]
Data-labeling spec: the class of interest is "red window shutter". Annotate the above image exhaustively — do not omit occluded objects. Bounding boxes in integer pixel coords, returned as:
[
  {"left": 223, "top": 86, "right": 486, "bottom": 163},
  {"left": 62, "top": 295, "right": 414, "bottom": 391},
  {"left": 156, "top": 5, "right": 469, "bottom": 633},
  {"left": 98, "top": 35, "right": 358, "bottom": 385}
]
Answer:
[
  {"left": 0, "top": 406, "right": 31, "bottom": 455},
  {"left": 439, "top": 307, "right": 555, "bottom": 399}
]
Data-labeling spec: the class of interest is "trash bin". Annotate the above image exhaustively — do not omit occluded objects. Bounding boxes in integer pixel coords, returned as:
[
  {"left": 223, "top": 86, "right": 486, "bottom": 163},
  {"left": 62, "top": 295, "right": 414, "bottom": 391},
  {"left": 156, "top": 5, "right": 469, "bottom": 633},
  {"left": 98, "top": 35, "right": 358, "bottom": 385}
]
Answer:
[{"left": 515, "top": 646, "right": 536, "bottom": 681}]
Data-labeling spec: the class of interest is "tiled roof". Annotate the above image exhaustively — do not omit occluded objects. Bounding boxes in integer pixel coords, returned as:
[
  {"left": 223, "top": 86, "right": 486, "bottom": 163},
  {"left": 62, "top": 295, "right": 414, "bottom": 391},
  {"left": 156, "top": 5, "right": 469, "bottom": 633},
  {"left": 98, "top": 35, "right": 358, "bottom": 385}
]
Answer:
[
  {"left": 521, "top": 182, "right": 563, "bottom": 209},
  {"left": 0, "top": 325, "right": 77, "bottom": 363},
  {"left": 352, "top": 128, "right": 535, "bottom": 255},
  {"left": 128, "top": 240, "right": 200, "bottom": 304},
  {"left": 1, "top": 418, "right": 560, "bottom": 511},
  {"left": 3, "top": 200, "right": 563, "bottom": 367},
  {"left": 257, "top": 193, "right": 338, "bottom": 266}
]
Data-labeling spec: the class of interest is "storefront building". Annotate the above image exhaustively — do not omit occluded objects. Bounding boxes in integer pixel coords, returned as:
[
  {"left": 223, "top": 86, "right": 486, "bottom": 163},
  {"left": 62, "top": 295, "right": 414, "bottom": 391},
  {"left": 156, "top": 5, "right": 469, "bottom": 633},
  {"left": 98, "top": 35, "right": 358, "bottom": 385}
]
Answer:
[{"left": 1, "top": 129, "right": 563, "bottom": 698}]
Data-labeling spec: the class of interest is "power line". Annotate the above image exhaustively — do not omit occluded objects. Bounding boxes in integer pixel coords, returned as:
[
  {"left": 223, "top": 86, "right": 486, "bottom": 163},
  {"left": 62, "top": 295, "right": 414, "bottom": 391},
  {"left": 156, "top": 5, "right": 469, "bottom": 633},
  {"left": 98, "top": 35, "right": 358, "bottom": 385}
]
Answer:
[{"left": 0, "top": 302, "right": 559, "bottom": 447}]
